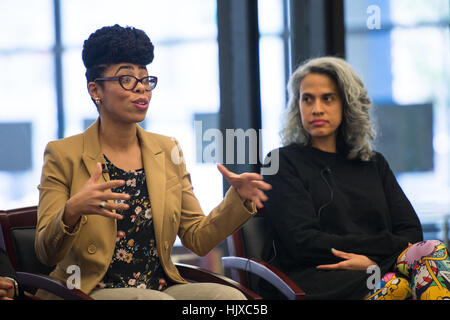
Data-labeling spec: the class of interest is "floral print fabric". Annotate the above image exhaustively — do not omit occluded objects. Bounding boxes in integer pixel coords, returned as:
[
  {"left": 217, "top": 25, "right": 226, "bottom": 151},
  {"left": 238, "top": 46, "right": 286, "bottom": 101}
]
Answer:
[
  {"left": 97, "top": 156, "right": 171, "bottom": 291},
  {"left": 366, "top": 240, "right": 450, "bottom": 300}
]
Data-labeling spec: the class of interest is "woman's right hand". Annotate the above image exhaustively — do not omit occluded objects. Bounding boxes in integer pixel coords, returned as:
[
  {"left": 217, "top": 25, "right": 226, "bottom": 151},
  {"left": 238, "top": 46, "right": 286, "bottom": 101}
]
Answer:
[{"left": 63, "top": 162, "right": 130, "bottom": 228}]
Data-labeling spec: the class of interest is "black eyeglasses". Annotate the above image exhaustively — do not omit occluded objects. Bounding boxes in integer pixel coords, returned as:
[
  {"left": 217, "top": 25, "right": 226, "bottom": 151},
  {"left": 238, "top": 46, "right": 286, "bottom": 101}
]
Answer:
[{"left": 94, "top": 75, "right": 158, "bottom": 91}]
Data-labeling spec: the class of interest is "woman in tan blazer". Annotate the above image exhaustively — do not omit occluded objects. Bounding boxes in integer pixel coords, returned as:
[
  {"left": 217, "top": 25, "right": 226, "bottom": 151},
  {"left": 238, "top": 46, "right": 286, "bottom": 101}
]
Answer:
[{"left": 35, "top": 25, "right": 271, "bottom": 300}]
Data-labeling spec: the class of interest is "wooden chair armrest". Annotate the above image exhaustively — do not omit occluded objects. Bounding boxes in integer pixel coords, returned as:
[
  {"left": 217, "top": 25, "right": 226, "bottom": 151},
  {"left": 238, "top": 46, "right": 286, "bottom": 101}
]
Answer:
[
  {"left": 175, "top": 262, "right": 262, "bottom": 300},
  {"left": 16, "top": 272, "right": 93, "bottom": 300},
  {"left": 221, "top": 256, "right": 305, "bottom": 300}
]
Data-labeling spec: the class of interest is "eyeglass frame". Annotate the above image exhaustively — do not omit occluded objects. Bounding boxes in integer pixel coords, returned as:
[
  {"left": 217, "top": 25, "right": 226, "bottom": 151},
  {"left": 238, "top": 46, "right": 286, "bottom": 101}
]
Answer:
[{"left": 94, "top": 75, "right": 158, "bottom": 91}]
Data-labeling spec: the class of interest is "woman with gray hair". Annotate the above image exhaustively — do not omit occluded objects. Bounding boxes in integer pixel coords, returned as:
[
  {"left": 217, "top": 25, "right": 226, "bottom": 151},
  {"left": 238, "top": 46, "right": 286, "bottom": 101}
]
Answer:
[
  {"left": 281, "top": 56, "right": 375, "bottom": 161},
  {"left": 261, "top": 57, "right": 450, "bottom": 300}
]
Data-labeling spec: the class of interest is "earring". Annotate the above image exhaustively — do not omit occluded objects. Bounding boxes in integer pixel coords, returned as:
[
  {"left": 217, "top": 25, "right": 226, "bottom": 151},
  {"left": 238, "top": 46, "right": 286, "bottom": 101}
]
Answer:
[{"left": 95, "top": 98, "right": 101, "bottom": 105}]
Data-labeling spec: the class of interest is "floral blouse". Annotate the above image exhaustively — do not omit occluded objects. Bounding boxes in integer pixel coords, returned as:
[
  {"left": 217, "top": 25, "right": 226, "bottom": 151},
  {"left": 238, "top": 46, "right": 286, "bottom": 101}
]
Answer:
[{"left": 97, "top": 156, "right": 171, "bottom": 291}]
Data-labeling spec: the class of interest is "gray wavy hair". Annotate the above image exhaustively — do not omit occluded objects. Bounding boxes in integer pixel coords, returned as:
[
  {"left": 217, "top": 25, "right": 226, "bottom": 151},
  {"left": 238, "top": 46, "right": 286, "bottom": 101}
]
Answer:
[{"left": 281, "top": 56, "right": 376, "bottom": 161}]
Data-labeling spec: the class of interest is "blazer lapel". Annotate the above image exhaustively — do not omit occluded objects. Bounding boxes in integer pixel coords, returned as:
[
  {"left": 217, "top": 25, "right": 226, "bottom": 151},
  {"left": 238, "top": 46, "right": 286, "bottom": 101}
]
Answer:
[
  {"left": 137, "top": 126, "right": 166, "bottom": 239},
  {"left": 80, "top": 118, "right": 110, "bottom": 182},
  {"left": 80, "top": 118, "right": 116, "bottom": 251}
]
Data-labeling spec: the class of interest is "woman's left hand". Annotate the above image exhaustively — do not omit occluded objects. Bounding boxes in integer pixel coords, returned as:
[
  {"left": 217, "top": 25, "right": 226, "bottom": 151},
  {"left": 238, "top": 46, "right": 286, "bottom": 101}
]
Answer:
[
  {"left": 217, "top": 164, "right": 272, "bottom": 209},
  {"left": 0, "top": 277, "right": 14, "bottom": 300},
  {"left": 316, "top": 248, "right": 377, "bottom": 271}
]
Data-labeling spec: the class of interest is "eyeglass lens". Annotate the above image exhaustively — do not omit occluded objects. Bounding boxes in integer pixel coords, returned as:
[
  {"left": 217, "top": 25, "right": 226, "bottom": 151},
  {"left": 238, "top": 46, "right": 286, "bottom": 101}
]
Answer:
[{"left": 119, "top": 76, "right": 157, "bottom": 91}]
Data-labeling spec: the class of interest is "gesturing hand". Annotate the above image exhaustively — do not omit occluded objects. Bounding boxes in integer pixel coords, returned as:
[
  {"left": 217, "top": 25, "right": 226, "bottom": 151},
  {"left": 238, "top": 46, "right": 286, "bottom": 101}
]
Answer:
[
  {"left": 217, "top": 164, "right": 272, "bottom": 209},
  {"left": 0, "top": 277, "right": 14, "bottom": 300},
  {"left": 63, "top": 162, "right": 131, "bottom": 228},
  {"left": 316, "top": 248, "right": 377, "bottom": 271}
]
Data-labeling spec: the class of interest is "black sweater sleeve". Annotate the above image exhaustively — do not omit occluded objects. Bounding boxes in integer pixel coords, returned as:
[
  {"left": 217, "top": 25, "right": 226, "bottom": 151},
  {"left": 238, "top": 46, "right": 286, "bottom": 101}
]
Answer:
[
  {"left": 375, "top": 153, "right": 423, "bottom": 243},
  {"left": 263, "top": 149, "right": 422, "bottom": 269}
]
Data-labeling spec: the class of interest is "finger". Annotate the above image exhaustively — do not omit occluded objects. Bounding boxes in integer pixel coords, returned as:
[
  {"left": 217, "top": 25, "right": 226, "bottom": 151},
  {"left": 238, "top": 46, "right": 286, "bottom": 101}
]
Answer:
[
  {"left": 98, "top": 201, "right": 129, "bottom": 212},
  {"left": 254, "top": 198, "right": 264, "bottom": 209},
  {"left": 249, "top": 191, "right": 265, "bottom": 209},
  {"left": 239, "top": 188, "right": 268, "bottom": 206},
  {"left": 258, "top": 190, "right": 268, "bottom": 202},
  {"left": 250, "top": 188, "right": 268, "bottom": 203},
  {"left": 100, "top": 192, "right": 131, "bottom": 201},
  {"left": 258, "top": 181, "right": 272, "bottom": 190},
  {"left": 245, "top": 172, "right": 263, "bottom": 179},
  {"left": 0, "top": 288, "right": 10, "bottom": 297},
  {"left": 331, "top": 248, "right": 351, "bottom": 259},
  {"left": 252, "top": 180, "right": 272, "bottom": 191},
  {"left": 89, "top": 162, "right": 103, "bottom": 184},
  {"left": 114, "top": 203, "right": 130, "bottom": 211},
  {"left": 0, "top": 281, "right": 12, "bottom": 290},
  {"left": 316, "top": 263, "right": 343, "bottom": 270},
  {"left": 97, "top": 179, "right": 126, "bottom": 191},
  {"left": 217, "top": 164, "right": 234, "bottom": 179},
  {"left": 97, "top": 208, "right": 123, "bottom": 220}
]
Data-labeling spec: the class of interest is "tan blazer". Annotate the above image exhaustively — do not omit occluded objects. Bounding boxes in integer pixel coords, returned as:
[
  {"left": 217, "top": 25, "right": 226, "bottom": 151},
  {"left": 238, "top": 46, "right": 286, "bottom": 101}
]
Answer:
[{"left": 35, "top": 119, "right": 255, "bottom": 296}]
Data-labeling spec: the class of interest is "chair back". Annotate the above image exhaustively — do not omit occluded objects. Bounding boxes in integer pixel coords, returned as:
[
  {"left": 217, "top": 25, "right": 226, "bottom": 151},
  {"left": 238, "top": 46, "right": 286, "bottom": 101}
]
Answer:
[{"left": 0, "top": 206, "right": 53, "bottom": 276}]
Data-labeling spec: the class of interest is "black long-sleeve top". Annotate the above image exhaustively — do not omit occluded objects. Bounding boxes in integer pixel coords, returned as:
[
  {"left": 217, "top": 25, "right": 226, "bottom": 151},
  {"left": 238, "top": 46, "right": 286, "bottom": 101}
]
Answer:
[{"left": 261, "top": 144, "right": 423, "bottom": 299}]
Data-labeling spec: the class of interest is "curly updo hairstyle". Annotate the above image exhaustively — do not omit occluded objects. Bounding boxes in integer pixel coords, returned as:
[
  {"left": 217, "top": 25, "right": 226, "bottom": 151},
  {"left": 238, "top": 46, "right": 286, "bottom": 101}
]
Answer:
[{"left": 82, "top": 24, "right": 154, "bottom": 85}]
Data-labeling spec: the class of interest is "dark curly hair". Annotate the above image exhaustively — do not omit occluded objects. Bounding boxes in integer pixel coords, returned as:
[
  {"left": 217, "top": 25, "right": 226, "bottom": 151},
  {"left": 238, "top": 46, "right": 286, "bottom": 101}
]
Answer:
[{"left": 82, "top": 24, "right": 154, "bottom": 84}]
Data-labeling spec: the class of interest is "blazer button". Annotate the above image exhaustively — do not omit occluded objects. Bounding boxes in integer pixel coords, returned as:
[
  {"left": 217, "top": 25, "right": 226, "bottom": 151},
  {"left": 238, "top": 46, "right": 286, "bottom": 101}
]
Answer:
[{"left": 87, "top": 244, "right": 97, "bottom": 254}]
